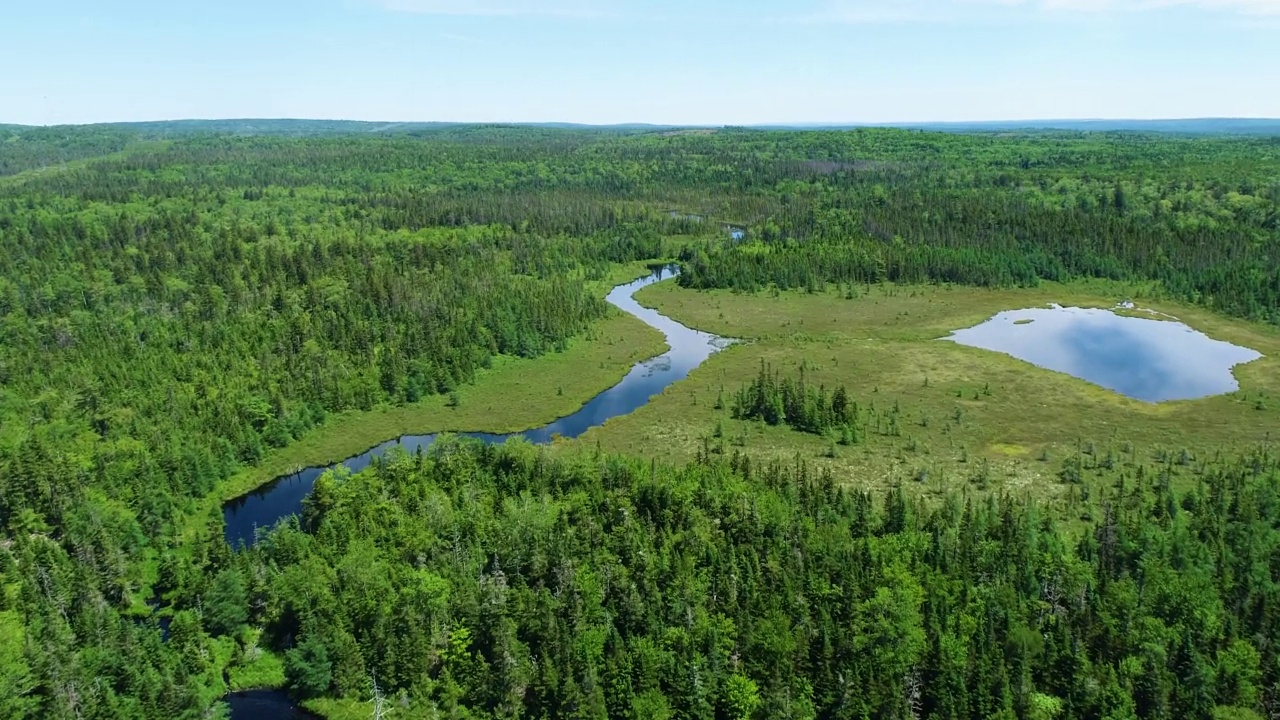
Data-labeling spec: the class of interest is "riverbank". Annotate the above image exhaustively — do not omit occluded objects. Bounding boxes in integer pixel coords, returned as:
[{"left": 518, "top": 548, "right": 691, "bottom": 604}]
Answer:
[
  {"left": 219, "top": 263, "right": 733, "bottom": 548},
  {"left": 171, "top": 262, "right": 669, "bottom": 548},
  {"left": 209, "top": 262, "right": 731, "bottom": 718},
  {"left": 148, "top": 262, "right": 671, "bottom": 719}
]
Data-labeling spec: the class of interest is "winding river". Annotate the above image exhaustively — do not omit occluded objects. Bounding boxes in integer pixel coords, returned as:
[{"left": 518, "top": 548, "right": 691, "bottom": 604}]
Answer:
[
  {"left": 223, "top": 265, "right": 728, "bottom": 717},
  {"left": 222, "top": 265, "right": 729, "bottom": 547}
]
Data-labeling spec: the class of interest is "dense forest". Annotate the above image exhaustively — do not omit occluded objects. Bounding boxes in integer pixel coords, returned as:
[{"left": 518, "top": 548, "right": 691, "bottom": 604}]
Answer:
[
  {"left": 1, "top": 123, "right": 1278, "bottom": 719},
  {"left": 68, "top": 440, "right": 1280, "bottom": 720},
  {"left": 672, "top": 133, "right": 1280, "bottom": 324}
]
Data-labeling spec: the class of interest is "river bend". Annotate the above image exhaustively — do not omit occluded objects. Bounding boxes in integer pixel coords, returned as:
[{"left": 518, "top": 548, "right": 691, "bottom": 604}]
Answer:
[{"left": 222, "top": 265, "right": 727, "bottom": 547}]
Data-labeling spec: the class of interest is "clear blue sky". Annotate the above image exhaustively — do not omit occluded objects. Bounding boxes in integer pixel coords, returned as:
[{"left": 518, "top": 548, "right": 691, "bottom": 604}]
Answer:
[{"left": 3, "top": 0, "right": 1278, "bottom": 125}]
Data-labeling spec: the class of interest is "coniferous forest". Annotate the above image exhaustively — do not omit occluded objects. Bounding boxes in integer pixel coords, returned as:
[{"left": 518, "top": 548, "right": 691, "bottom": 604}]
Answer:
[{"left": 0, "top": 122, "right": 1278, "bottom": 719}]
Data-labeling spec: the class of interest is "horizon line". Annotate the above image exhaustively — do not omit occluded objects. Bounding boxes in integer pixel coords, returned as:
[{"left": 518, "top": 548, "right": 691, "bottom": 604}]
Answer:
[{"left": 6, "top": 116, "right": 1280, "bottom": 130}]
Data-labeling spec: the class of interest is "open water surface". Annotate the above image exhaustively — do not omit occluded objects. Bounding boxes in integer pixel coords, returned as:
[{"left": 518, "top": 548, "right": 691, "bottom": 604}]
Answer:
[
  {"left": 227, "top": 691, "right": 321, "bottom": 719},
  {"left": 944, "top": 305, "right": 1262, "bottom": 402}
]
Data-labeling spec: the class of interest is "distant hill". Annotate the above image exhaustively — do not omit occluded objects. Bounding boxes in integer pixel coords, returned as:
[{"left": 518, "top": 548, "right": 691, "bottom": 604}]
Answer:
[
  {"left": 0, "top": 124, "right": 140, "bottom": 177},
  {"left": 98, "top": 118, "right": 434, "bottom": 136},
  {"left": 5, "top": 117, "right": 1280, "bottom": 138},
  {"left": 0, "top": 119, "right": 678, "bottom": 176},
  {"left": 4, "top": 116, "right": 1278, "bottom": 177},
  {"left": 87, "top": 118, "right": 680, "bottom": 137},
  {"left": 869, "top": 118, "right": 1280, "bottom": 135}
]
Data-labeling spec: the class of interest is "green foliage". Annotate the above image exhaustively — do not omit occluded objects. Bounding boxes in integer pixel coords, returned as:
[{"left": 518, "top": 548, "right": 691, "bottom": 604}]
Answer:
[
  {"left": 285, "top": 634, "right": 332, "bottom": 699},
  {"left": 732, "top": 359, "right": 857, "bottom": 435},
  {"left": 0, "top": 611, "right": 38, "bottom": 719},
  {"left": 0, "top": 126, "right": 137, "bottom": 176},
  {"left": 1028, "top": 692, "right": 1065, "bottom": 720},
  {"left": 674, "top": 131, "right": 1280, "bottom": 327},
  {"left": 203, "top": 569, "right": 249, "bottom": 637},
  {"left": 215, "top": 439, "right": 1280, "bottom": 719},
  {"left": 722, "top": 673, "right": 762, "bottom": 720},
  {"left": 1217, "top": 640, "right": 1263, "bottom": 710},
  {"left": 0, "top": 124, "right": 1277, "bottom": 719}
]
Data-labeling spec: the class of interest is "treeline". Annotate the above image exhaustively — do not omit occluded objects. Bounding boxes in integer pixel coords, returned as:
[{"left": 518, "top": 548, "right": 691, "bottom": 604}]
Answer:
[
  {"left": 676, "top": 152, "right": 1280, "bottom": 324},
  {"left": 1, "top": 533, "right": 228, "bottom": 718},
  {"left": 112, "top": 440, "right": 1280, "bottom": 720}
]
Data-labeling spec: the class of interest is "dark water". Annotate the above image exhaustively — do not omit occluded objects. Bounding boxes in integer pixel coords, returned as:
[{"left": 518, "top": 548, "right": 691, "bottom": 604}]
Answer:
[
  {"left": 944, "top": 305, "right": 1262, "bottom": 402},
  {"left": 227, "top": 691, "right": 320, "bottom": 719},
  {"left": 222, "top": 266, "right": 729, "bottom": 547},
  {"left": 144, "top": 597, "right": 171, "bottom": 641}
]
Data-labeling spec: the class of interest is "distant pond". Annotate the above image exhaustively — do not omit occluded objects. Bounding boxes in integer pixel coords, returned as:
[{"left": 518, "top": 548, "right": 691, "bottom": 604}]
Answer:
[{"left": 943, "top": 305, "right": 1262, "bottom": 402}]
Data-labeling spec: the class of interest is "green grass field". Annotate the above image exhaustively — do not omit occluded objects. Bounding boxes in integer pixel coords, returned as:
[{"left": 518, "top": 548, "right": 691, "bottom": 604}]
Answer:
[{"left": 566, "top": 279, "right": 1279, "bottom": 510}]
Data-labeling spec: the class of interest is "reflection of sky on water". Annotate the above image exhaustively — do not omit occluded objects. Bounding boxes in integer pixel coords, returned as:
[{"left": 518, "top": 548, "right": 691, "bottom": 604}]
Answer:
[
  {"left": 223, "top": 266, "right": 729, "bottom": 547},
  {"left": 944, "top": 306, "right": 1262, "bottom": 403}
]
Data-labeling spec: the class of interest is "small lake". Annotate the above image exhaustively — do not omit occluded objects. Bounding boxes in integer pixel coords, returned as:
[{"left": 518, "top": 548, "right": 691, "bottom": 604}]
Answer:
[
  {"left": 222, "top": 266, "right": 729, "bottom": 547},
  {"left": 227, "top": 691, "right": 320, "bottom": 719},
  {"left": 944, "top": 305, "right": 1262, "bottom": 402}
]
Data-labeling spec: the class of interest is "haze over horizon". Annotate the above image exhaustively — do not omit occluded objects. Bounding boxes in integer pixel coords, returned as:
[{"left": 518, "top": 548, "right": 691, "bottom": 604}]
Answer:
[
  {"left": 7, "top": 117, "right": 1280, "bottom": 130},
  {"left": 3, "top": 0, "right": 1279, "bottom": 126}
]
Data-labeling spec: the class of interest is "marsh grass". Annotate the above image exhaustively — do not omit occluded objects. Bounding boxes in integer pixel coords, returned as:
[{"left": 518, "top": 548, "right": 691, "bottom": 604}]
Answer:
[{"left": 569, "top": 279, "right": 1279, "bottom": 505}]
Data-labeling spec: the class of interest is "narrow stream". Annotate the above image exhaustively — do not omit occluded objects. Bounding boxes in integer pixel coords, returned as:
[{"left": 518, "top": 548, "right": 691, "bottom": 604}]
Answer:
[
  {"left": 221, "top": 265, "right": 729, "bottom": 547},
  {"left": 226, "top": 691, "right": 321, "bottom": 720}
]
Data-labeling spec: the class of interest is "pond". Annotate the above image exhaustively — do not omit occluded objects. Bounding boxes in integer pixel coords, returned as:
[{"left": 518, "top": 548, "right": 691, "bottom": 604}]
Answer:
[
  {"left": 227, "top": 691, "right": 320, "bottom": 719},
  {"left": 222, "top": 265, "right": 729, "bottom": 547},
  {"left": 943, "top": 304, "right": 1262, "bottom": 402}
]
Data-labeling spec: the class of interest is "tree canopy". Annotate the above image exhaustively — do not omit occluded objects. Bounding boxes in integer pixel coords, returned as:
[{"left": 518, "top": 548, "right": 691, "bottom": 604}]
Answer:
[{"left": 0, "top": 124, "right": 1276, "bottom": 719}]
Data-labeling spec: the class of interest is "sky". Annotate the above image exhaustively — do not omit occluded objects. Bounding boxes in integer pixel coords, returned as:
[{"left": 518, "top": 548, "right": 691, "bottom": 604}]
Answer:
[{"left": 2, "top": 0, "right": 1279, "bottom": 126}]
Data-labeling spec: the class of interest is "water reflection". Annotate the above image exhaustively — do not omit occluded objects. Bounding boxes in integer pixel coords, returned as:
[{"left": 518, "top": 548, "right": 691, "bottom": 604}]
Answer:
[
  {"left": 227, "top": 691, "right": 320, "bottom": 719},
  {"left": 944, "top": 305, "right": 1262, "bottom": 402},
  {"left": 222, "top": 266, "right": 729, "bottom": 547}
]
